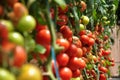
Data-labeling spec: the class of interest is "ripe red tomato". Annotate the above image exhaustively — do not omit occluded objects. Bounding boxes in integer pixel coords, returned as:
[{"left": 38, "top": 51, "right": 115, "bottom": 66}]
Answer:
[
  {"left": 72, "top": 69, "right": 81, "bottom": 78},
  {"left": 104, "top": 35, "right": 109, "bottom": 41},
  {"left": 7, "top": 0, "right": 18, "bottom": 7},
  {"left": 72, "top": 36, "right": 82, "bottom": 48},
  {"left": 99, "top": 74, "right": 106, "bottom": 80},
  {"left": 50, "top": 8, "right": 54, "bottom": 19},
  {"left": 99, "top": 66, "right": 108, "bottom": 73},
  {"left": 66, "top": 44, "right": 78, "bottom": 57},
  {"left": 35, "top": 22, "right": 47, "bottom": 32},
  {"left": 36, "top": 29, "right": 51, "bottom": 45},
  {"left": 57, "top": 53, "right": 69, "bottom": 66},
  {"left": 78, "top": 58, "right": 86, "bottom": 70},
  {"left": 102, "top": 50, "right": 111, "bottom": 56},
  {"left": 88, "top": 38, "right": 95, "bottom": 46},
  {"left": 58, "top": 5, "right": 68, "bottom": 14},
  {"left": 79, "top": 30, "right": 86, "bottom": 36},
  {"left": 57, "top": 14, "right": 68, "bottom": 26},
  {"left": 13, "top": 46, "right": 27, "bottom": 67},
  {"left": 59, "top": 67, "right": 72, "bottom": 80},
  {"left": 80, "top": 35, "right": 89, "bottom": 44},
  {"left": 56, "top": 38, "right": 70, "bottom": 52},
  {"left": 76, "top": 48, "right": 83, "bottom": 58},
  {"left": 60, "top": 25, "right": 72, "bottom": 39},
  {"left": 80, "top": 1, "right": 87, "bottom": 12}
]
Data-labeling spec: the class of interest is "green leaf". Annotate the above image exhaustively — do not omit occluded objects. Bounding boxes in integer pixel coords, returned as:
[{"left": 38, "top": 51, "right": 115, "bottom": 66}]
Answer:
[{"left": 34, "top": 44, "right": 46, "bottom": 54}]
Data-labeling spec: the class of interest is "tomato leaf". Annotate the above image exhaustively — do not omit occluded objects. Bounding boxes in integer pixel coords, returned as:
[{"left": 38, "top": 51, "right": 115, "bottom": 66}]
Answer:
[{"left": 34, "top": 44, "right": 46, "bottom": 54}]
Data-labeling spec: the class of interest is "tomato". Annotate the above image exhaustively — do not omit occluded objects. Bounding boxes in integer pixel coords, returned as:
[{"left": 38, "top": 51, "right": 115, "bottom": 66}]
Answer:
[
  {"left": 57, "top": 14, "right": 68, "bottom": 26},
  {"left": 72, "top": 36, "right": 82, "bottom": 48},
  {"left": 88, "top": 38, "right": 95, "bottom": 46},
  {"left": 0, "top": 20, "right": 14, "bottom": 32},
  {"left": 59, "top": 67, "right": 72, "bottom": 80},
  {"left": 102, "top": 50, "right": 111, "bottom": 56},
  {"left": 72, "top": 69, "right": 81, "bottom": 78},
  {"left": 99, "top": 74, "right": 106, "bottom": 80},
  {"left": 2, "top": 42, "right": 15, "bottom": 52},
  {"left": 76, "top": 48, "right": 83, "bottom": 58},
  {"left": 79, "top": 30, "right": 86, "bottom": 36},
  {"left": 0, "top": 5, "right": 4, "bottom": 16},
  {"left": 36, "top": 29, "right": 51, "bottom": 45},
  {"left": 66, "top": 44, "right": 78, "bottom": 57},
  {"left": 78, "top": 58, "right": 86, "bottom": 69},
  {"left": 35, "top": 22, "right": 47, "bottom": 32},
  {"left": 80, "top": 1, "right": 87, "bottom": 12},
  {"left": 8, "top": 32, "right": 24, "bottom": 46},
  {"left": 102, "top": 16, "right": 107, "bottom": 21},
  {"left": 17, "top": 64, "right": 43, "bottom": 80},
  {"left": 56, "top": 38, "right": 70, "bottom": 52},
  {"left": 81, "top": 16, "right": 89, "bottom": 25},
  {"left": 0, "top": 68, "right": 16, "bottom": 80},
  {"left": 82, "top": 47, "right": 87, "bottom": 56},
  {"left": 58, "top": 5, "right": 68, "bottom": 14},
  {"left": 7, "top": 0, "right": 18, "bottom": 7},
  {"left": 99, "top": 66, "right": 108, "bottom": 73},
  {"left": 79, "top": 24, "right": 85, "bottom": 31},
  {"left": 80, "top": 35, "right": 89, "bottom": 44},
  {"left": 13, "top": 46, "right": 27, "bottom": 67},
  {"left": 104, "top": 35, "right": 109, "bottom": 41},
  {"left": 57, "top": 53, "right": 69, "bottom": 66},
  {"left": 17, "top": 15, "right": 36, "bottom": 32},
  {"left": 13, "top": 2, "right": 28, "bottom": 19},
  {"left": 50, "top": 8, "right": 54, "bottom": 19},
  {"left": 60, "top": 25, "right": 72, "bottom": 39},
  {"left": 0, "top": 23, "right": 8, "bottom": 44}
]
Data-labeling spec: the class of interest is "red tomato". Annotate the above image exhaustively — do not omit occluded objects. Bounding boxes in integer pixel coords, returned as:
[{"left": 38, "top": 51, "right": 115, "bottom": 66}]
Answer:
[
  {"left": 57, "top": 14, "right": 68, "bottom": 26},
  {"left": 79, "top": 30, "right": 86, "bottom": 36},
  {"left": 13, "top": 46, "right": 27, "bottom": 67},
  {"left": 56, "top": 38, "right": 70, "bottom": 52},
  {"left": 58, "top": 5, "right": 68, "bottom": 14},
  {"left": 80, "top": 35, "right": 89, "bottom": 44},
  {"left": 99, "top": 74, "right": 106, "bottom": 80},
  {"left": 50, "top": 8, "right": 54, "bottom": 19},
  {"left": 35, "top": 22, "right": 47, "bottom": 32},
  {"left": 7, "top": 0, "right": 18, "bottom": 7},
  {"left": 80, "top": 1, "right": 87, "bottom": 12},
  {"left": 82, "top": 47, "right": 87, "bottom": 56},
  {"left": 88, "top": 38, "right": 95, "bottom": 46},
  {"left": 99, "top": 66, "right": 108, "bottom": 73},
  {"left": 59, "top": 67, "right": 72, "bottom": 80},
  {"left": 72, "top": 36, "right": 82, "bottom": 48},
  {"left": 60, "top": 25, "right": 72, "bottom": 39},
  {"left": 102, "top": 50, "right": 111, "bottom": 56},
  {"left": 36, "top": 29, "right": 51, "bottom": 45},
  {"left": 72, "top": 69, "right": 81, "bottom": 78},
  {"left": 57, "top": 53, "right": 69, "bottom": 66},
  {"left": 66, "top": 44, "right": 78, "bottom": 57},
  {"left": 76, "top": 48, "right": 83, "bottom": 58},
  {"left": 104, "top": 35, "right": 109, "bottom": 41},
  {"left": 78, "top": 58, "right": 86, "bottom": 70}
]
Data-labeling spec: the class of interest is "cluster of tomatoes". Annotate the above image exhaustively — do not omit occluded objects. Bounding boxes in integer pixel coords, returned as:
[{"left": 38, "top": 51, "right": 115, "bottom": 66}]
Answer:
[{"left": 0, "top": 0, "right": 116, "bottom": 80}]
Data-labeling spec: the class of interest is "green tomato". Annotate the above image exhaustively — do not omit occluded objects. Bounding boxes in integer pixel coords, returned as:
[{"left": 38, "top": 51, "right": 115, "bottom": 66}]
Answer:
[
  {"left": 8, "top": 32, "right": 24, "bottom": 46},
  {"left": 0, "top": 20, "right": 14, "bottom": 32},
  {"left": 0, "top": 68, "right": 16, "bottom": 80},
  {"left": 17, "top": 15, "right": 36, "bottom": 32},
  {"left": 79, "top": 24, "right": 85, "bottom": 31},
  {"left": 81, "top": 16, "right": 89, "bottom": 25},
  {"left": 17, "top": 64, "right": 43, "bottom": 80},
  {"left": 102, "top": 16, "right": 107, "bottom": 21}
]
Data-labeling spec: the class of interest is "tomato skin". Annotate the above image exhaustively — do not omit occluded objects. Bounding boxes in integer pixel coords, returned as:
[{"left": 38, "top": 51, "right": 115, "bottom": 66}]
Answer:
[
  {"left": 58, "top": 5, "right": 68, "bottom": 14},
  {"left": 50, "top": 8, "right": 54, "bottom": 19},
  {"left": 36, "top": 29, "right": 51, "bottom": 45},
  {"left": 80, "top": 1, "right": 87, "bottom": 12},
  {"left": 13, "top": 46, "right": 27, "bottom": 67},
  {"left": 72, "top": 36, "right": 82, "bottom": 48},
  {"left": 99, "top": 66, "right": 108, "bottom": 73},
  {"left": 17, "top": 64, "right": 43, "bottom": 80},
  {"left": 66, "top": 44, "right": 78, "bottom": 57},
  {"left": 99, "top": 74, "right": 106, "bottom": 80},
  {"left": 35, "top": 22, "right": 47, "bottom": 32},
  {"left": 81, "top": 16, "right": 89, "bottom": 25},
  {"left": 57, "top": 14, "right": 68, "bottom": 26},
  {"left": 57, "top": 53, "right": 69, "bottom": 66},
  {"left": 80, "top": 35, "right": 89, "bottom": 44},
  {"left": 88, "top": 38, "right": 95, "bottom": 46},
  {"left": 7, "top": 0, "right": 18, "bottom": 7},
  {"left": 60, "top": 25, "right": 72, "bottom": 39},
  {"left": 79, "top": 30, "right": 86, "bottom": 36},
  {"left": 78, "top": 58, "right": 86, "bottom": 70},
  {"left": 59, "top": 67, "right": 72, "bottom": 80},
  {"left": 76, "top": 48, "right": 83, "bottom": 58},
  {"left": 72, "top": 69, "right": 81, "bottom": 78},
  {"left": 102, "top": 50, "right": 111, "bottom": 56},
  {"left": 56, "top": 38, "right": 70, "bottom": 52}
]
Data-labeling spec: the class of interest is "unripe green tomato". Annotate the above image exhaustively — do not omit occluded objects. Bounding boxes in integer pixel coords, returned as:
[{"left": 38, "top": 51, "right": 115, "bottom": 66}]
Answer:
[
  {"left": 0, "top": 68, "right": 16, "bottom": 80},
  {"left": 79, "top": 24, "right": 85, "bottom": 31},
  {"left": 0, "top": 20, "right": 14, "bottom": 32},
  {"left": 81, "top": 16, "right": 89, "bottom": 25},
  {"left": 8, "top": 32, "right": 24, "bottom": 46},
  {"left": 102, "top": 16, "right": 107, "bottom": 21},
  {"left": 17, "top": 15, "right": 36, "bottom": 32}
]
